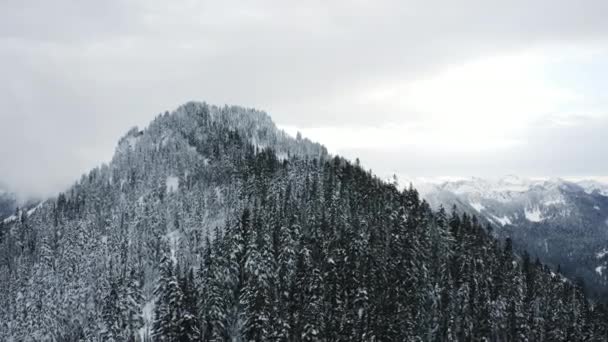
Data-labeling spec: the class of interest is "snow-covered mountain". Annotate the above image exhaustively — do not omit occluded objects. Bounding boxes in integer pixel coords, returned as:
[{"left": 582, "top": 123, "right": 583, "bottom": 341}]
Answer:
[
  {"left": 2, "top": 103, "right": 607, "bottom": 340},
  {"left": 420, "top": 175, "right": 608, "bottom": 297}
]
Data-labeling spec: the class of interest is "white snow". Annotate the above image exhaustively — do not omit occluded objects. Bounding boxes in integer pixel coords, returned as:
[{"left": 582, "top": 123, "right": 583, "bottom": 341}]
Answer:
[
  {"left": 469, "top": 201, "right": 485, "bottom": 212},
  {"left": 433, "top": 178, "right": 608, "bottom": 210},
  {"left": 525, "top": 206, "right": 543, "bottom": 222},
  {"left": 2, "top": 214, "right": 17, "bottom": 223},
  {"left": 577, "top": 180, "right": 608, "bottom": 196},
  {"left": 277, "top": 152, "right": 289, "bottom": 161},
  {"left": 167, "top": 230, "right": 181, "bottom": 264},
  {"left": 139, "top": 300, "right": 155, "bottom": 342},
  {"left": 438, "top": 176, "right": 543, "bottom": 203},
  {"left": 166, "top": 176, "right": 179, "bottom": 193},
  {"left": 490, "top": 214, "right": 512, "bottom": 226},
  {"left": 596, "top": 266, "right": 605, "bottom": 276},
  {"left": 594, "top": 205, "right": 600, "bottom": 210},
  {"left": 596, "top": 248, "right": 608, "bottom": 259},
  {"left": 26, "top": 202, "right": 43, "bottom": 217}
]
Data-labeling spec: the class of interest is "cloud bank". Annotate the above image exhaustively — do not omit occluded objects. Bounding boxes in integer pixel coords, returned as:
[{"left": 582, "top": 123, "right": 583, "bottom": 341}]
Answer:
[{"left": 1, "top": 0, "right": 608, "bottom": 196}]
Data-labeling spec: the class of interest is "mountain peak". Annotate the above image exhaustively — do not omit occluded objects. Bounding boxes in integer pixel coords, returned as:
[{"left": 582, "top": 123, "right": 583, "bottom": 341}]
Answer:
[{"left": 113, "top": 102, "right": 327, "bottom": 163}]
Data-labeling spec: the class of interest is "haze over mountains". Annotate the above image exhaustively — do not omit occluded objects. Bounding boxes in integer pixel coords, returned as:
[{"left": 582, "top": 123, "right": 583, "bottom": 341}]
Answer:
[
  {"left": 0, "top": 189, "right": 18, "bottom": 220},
  {"left": 3, "top": 102, "right": 608, "bottom": 340}
]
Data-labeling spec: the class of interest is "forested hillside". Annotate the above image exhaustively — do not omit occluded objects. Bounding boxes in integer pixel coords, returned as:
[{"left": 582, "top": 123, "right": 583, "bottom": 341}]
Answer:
[{"left": 1, "top": 102, "right": 607, "bottom": 341}]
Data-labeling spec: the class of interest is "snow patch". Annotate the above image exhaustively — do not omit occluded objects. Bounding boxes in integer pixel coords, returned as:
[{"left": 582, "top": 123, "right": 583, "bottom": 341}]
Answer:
[
  {"left": 596, "top": 266, "right": 605, "bottom": 276},
  {"left": 525, "top": 206, "right": 543, "bottom": 222},
  {"left": 26, "top": 207, "right": 37, "bottom": 216},
  {"left": 166, "top": 176, "right": 179, "bottom": 193},
  {"left": 26, "top": 202, "right": 43, "bottom": 217},
  {"left": 469, "top": 201, "right": 485, "bottom": 212},
  {"left": 596, "top": 248, "right": 608, "bottom": 259},
  {"left": 277, "top": 152, "right": 289, "bottom": 161},
  {"left": 139, "top": 299, "right": 155, "bottom": 342},
  {"left": 594, "top": 205, "right": 600, "bottom": 210},
  {"left": 167, "top": 230, "right": 181, "bottom": 264},
  {"left": 490, "top": 214, "right": 511, "bottom": 226},
  {"left": 3, "top": 214, "right": 17, "bottom": 224}
]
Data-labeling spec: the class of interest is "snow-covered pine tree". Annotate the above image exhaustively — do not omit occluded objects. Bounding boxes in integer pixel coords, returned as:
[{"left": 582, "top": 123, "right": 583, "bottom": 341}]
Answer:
[{"left": 153, "top": 253, "right": 182, "bottom": 341}]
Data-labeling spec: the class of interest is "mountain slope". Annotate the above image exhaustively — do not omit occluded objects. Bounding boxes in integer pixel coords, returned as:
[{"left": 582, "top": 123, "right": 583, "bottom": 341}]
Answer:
[
  {"left": 1, "top": 103, "right": 607, "bottom": 340},
  {"left": 421, "top": 176, "right": 608, "bottom": 298}
]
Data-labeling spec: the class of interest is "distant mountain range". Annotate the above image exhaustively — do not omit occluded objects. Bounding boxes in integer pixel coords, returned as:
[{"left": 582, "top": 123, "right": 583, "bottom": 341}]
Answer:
[{"left": 418, "top": 175, "right": 608, "bottom": 297}]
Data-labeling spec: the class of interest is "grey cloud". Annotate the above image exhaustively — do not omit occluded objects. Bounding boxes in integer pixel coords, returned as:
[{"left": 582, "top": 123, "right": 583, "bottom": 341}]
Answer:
[
  {"left": 345, "top": 116, "right": 608, "bottom": 180},
  {"left": 0, "top": 0, "right": 138, "bottom": 43},
  {"left": 1, "top": 0, "right": 608, "bottom": 196},
  {"left": 511, "top": 117, "right": 608, "bottom": 177}
]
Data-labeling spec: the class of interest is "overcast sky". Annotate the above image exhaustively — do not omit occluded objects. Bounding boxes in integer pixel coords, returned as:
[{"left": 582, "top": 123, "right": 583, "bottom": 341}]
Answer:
[{"left": 2, "top": 0, "right": 608, "bottom": 198}]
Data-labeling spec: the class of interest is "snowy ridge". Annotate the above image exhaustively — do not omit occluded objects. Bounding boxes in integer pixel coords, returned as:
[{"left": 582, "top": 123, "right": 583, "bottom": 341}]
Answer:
[
  {"left": 578, "top": 180, "right": 608, "bottom": 196},
  {"left": 420, "top": 175, "right": 608, "bottom": 226}
]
